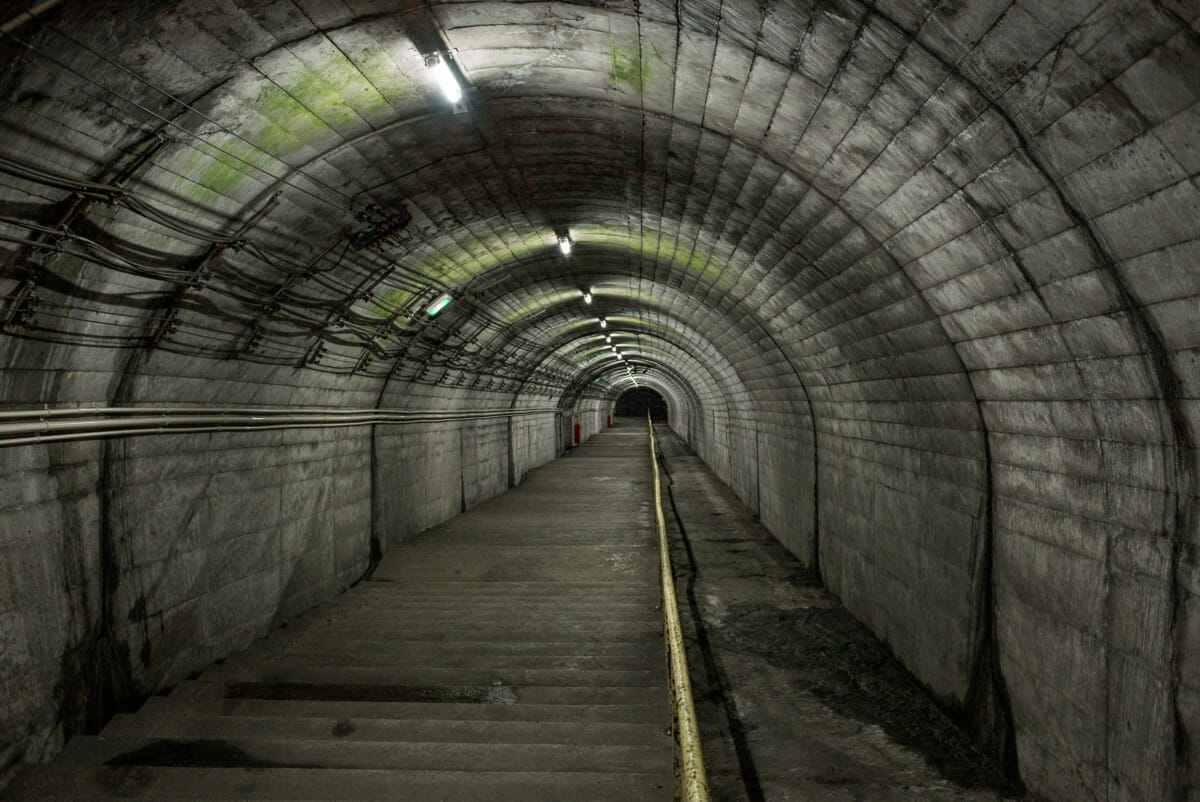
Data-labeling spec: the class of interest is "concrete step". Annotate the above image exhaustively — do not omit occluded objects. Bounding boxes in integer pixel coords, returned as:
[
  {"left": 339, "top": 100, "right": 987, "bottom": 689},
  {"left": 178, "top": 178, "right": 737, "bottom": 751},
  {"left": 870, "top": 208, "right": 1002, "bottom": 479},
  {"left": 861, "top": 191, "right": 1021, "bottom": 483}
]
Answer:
[
  {"left": 294, "top": 592, "right": 658, "bottom": 606},
  {"left": 268, "top": 623, "right": 664, "bottom": 639},
  {"left": 177, "top": 680, "right": 669, "bottom": 707},
  {"left": 317, "top": 598, "right": 658, "bottom": 613},
  {"left": 221, "top": 646, "right": 658, "bottom": 672},
  {"left": 336, "top": 595, "right": 659, "bottom": 607},
  {"left": 5, "top": 765, "right": 670, "bottom": 800},
  {"left": 56, "top": 734, "right": 668, "bottom": 774},
  {"left": 286, "top": 609, "right": 662, "bottom": 625},
  {"left": 239, "top": 636, "right": 655, "bottom": 659},
  {"left": 247, "top": 635, "right": 662, "bottom": 655},
  {"left": 5, "top": 426, "right": 675, "bottom": 802},
  {"left": 351, "top": 584, "right": 657, "bottom": 597},
  {"left": 384, "top": 534, "right": 656, "bottom": 546},
  {"left": 327, "top": 588, "right": 656, "bottom": 600},
  {"left": 197, "top": 662, "right": 662, "bottom": 688},
  {"left": 337, "top": 594, "right": 659, "bottom": 607},
  {"left": 101, "top": 712, "right": 668, "bottom": 748},
  {"left": 275, "top": 616, "right": 662, "bottom": 630},
  {"left": 374, "top": 545, "right": 658, "bottom": 556},
  {"left": 372, "top": 560, "right": 657, "bottom": 583},
  {"left": 356, "top": 579, "right": 655, "bottom": 590},
  {"left": 265, "top": 622, "right": 664, "bottom": 640},
  {"left": 152, "top": 691, "right": 668, "bottom": 723}
]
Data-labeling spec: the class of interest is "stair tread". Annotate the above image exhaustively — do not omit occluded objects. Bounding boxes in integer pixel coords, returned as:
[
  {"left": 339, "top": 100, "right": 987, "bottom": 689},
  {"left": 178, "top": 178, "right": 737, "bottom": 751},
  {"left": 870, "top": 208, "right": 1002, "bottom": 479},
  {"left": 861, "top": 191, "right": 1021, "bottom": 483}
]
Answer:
[
  {"left": 178, "top": 680, "right": 669, "bottom": 707},
  {"left": 6, "top": 765, "right": 671, "bottom": 800},
  {"left": 145, "top": 693, "right": 668, "bottom": 723},
  {"left": 5, "top": 428, "right": 676, "bottom": 802},
  {"left": 267, "top": 622, "right": 663, "bottom": 637},
  {"left": 57, "top": 734, "right": 670, "bottom": 773},
  {"left": 240, "top": 638, "right": 655, "bottom": 656},
  {"left": 102, "top": 713, "right": 667, "bottom": 746},
  {"left": 220, "top": 650, "right": 657, "bottom": 671},
  {"left": 197, "top": 663, "right": 662, "bottom": 687}
]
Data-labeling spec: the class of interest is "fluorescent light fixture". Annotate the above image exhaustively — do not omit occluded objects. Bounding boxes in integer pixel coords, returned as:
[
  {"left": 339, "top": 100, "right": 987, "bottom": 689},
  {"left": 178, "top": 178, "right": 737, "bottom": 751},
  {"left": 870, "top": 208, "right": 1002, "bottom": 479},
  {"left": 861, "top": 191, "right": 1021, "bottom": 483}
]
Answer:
[
  {"left": 426, "top": 53, "right": 463, "bottom": 104},
  {"left": 426, "top": 293, "right": 452, "bottom": 316},
  {"left": 605, "top": 335, "right": 611, "bottom": 342},
  {"left": 559, "top": 235, "right": 572, "bottom": 256},
  {"left": 599, "top": 318, "right": 607, "bottom": 329},
  {"left": 582, "top": 291, "right": 592, "bottom": 304}
]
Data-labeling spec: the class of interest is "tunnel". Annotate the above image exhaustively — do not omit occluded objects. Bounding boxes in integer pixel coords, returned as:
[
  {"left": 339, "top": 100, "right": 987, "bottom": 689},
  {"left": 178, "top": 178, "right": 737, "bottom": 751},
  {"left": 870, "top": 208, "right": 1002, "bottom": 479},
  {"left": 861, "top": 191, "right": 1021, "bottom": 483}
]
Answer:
[
  {"left": 615, "top": 388, "right": 669, "bottom": 422},
  {"left": 0, "top": 1, "right": 1197, "bottom": 799}
]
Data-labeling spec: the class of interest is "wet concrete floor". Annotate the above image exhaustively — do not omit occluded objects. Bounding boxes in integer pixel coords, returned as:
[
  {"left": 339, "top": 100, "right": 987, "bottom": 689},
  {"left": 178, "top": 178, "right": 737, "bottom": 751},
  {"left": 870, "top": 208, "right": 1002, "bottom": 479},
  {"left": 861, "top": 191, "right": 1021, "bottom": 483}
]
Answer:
[{"left": 653, "top": 425, "right": 1024, "bottom": 801}]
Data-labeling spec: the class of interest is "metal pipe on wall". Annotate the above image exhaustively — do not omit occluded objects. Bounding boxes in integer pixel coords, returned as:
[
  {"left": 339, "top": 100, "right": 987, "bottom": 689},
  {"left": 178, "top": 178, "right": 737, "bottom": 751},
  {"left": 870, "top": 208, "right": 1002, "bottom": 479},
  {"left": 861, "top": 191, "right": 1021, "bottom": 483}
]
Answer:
[
  {"left": 1, "top": 0, "right": 67, "bottom": 34},
  {"left": 0, "top": 405, "right": 561, "bottom": 447}
]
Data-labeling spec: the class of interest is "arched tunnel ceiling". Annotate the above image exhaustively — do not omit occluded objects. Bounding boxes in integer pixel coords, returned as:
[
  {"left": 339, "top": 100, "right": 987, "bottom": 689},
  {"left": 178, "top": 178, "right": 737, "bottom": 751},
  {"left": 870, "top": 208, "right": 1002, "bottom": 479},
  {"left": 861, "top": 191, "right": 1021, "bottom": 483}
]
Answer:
[
  {"left": 2, "top": 0, "right": 1195, "bottom": 419},
  {"left": 3, "top": 3, "right": 1200, "bottom": 797}
]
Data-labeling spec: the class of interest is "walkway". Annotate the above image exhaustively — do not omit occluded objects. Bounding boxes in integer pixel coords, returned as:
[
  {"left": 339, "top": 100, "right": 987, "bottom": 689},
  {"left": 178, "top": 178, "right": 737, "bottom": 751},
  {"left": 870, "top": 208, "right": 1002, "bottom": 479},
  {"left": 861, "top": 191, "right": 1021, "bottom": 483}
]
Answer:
[
  {"left": 7, "top": 422, "right": 672, "bottom": 800},
  {"left": 8, "top": 420, "right": 1022, "bottom": 801},
  {"left": 654, "top": 427, "right": 1020, "bottom": 801}
]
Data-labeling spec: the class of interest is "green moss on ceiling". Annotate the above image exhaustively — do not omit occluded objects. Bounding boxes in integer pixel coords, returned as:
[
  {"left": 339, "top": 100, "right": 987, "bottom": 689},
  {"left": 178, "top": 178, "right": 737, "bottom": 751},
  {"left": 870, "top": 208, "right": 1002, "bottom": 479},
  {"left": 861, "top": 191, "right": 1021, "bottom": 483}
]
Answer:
[
  {"left": 365, "top": 286, "right": 415, "bottom": 319},
  {"left": 395, "top": 227, "right": 735, "bottom": 321},
  {"left": 502, "top": 288, "right": 578, "bottom": 324},
  {"left": 257, "top": 79, "right": 348, "bottom": 143},
  {"left": 171, "top": 40, "right": 414, "bottom": 203},
  {"left": 611, "top": 41, "right": 648, "bottom": 91},
  {"left": 192, "top": 138, "right": 279, "bottom": 196}
]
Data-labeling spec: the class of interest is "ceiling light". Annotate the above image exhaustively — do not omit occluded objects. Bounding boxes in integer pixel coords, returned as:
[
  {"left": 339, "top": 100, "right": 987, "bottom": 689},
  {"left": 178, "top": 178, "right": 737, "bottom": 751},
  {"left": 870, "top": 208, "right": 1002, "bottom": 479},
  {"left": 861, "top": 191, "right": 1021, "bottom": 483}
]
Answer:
[
  {"left": 582, "top": 291, "right": 592, "bottom": 304},
  {"left": 426, "top": 53, "right": 463, "bottom": 104},
  {"left": 559, "top": 235, "right": 572, "bottom": 256},
  {"left": 426, "top": 293, "right": 452, "bottom": 316},
  {"left": 599, "top": 318, "right": 607, "bottom": 329}
]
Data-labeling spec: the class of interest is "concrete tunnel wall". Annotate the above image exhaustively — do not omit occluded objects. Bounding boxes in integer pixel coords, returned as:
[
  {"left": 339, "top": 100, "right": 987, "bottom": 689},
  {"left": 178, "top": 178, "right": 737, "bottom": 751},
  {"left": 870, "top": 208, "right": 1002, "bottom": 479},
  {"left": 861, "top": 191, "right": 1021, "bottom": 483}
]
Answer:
[
  {"left": 0, "top": 374, "right": 564, "bottom": 770},
  {"left": 0, "top": 2, "right": 1198, "bottom": 799}
]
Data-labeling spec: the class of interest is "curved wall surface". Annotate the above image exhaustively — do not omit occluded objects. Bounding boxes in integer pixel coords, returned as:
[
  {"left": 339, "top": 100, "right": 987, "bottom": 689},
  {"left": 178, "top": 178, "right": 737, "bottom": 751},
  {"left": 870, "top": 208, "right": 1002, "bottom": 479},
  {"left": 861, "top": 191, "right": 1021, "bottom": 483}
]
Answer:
[{"left": 0, "top": 2, "right": 1198, "bottom": 798}]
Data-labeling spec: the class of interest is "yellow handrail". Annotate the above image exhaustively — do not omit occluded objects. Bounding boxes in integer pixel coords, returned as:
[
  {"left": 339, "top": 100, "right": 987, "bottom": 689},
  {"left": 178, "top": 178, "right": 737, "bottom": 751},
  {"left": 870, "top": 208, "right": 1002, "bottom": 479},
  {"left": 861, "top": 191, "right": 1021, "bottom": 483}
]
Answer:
[{"left": 648, "top": 416, "right": 710, "bottom": 802}]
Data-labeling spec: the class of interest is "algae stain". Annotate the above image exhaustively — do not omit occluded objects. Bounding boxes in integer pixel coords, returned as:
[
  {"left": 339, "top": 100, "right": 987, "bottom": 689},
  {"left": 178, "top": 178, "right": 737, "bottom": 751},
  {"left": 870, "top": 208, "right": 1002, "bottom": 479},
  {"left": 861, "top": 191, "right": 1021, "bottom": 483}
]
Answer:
[
  {"left": 365, "top": 287, "right": 413, "bottom": 319},
  {"left": 611, "top": 42, "right": 648, "bottom": 91},
  {"left": 188, "top": 78, "right": 353, "bottom": 198},
  {"left": 258, "top": 82, "right": 338, "bottom": 143},
  {"left": 195, "top": 139, "right": 274, "bottom": 196}
]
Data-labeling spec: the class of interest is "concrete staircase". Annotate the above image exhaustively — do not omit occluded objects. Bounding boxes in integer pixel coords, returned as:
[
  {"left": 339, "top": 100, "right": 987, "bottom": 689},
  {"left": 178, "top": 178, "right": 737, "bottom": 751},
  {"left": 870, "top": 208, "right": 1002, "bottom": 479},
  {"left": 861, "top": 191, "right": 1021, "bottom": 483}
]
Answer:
[{"left": 7, "top": 424, "right": 672, "bottom": 800}]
